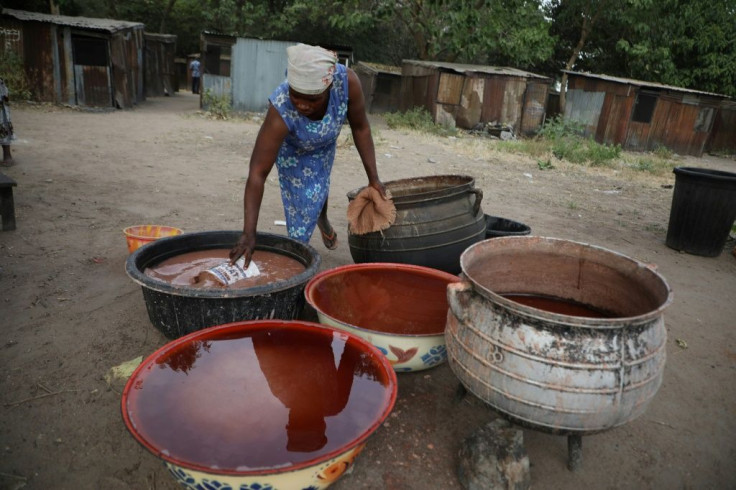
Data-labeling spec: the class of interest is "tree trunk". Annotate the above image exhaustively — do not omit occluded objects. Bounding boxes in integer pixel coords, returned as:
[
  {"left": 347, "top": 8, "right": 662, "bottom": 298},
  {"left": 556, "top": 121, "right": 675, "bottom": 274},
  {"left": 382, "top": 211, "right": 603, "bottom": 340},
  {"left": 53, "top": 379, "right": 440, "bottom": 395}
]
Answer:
[
  {"left": 107, "top": 0, "right": 118, "bottom": 19},
  {"left": 159, "top": 0, "right": 178, "bottom": 33},
  {"left": 559, "top": 0, "right": 609, "bottom": 115}
]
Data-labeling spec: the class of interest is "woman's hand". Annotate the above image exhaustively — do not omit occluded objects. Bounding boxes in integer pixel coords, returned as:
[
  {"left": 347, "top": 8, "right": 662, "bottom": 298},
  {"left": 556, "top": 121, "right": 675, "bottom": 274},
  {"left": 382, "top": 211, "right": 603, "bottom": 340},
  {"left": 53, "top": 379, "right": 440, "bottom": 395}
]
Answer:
[
  {"left": 369, "top": 179, "right": 388, "bottom": 199},
  {"left": 229, "top": 232, "right": 256, "bottom": 266}
]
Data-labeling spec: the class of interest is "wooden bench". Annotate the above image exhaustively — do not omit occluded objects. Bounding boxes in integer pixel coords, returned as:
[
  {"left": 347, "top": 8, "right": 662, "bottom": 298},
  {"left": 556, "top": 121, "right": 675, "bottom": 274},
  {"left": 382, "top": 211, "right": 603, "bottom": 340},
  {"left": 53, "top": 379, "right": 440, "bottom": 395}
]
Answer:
[{"left": 0, "top": 172, "right": 17, "bottom": 231}]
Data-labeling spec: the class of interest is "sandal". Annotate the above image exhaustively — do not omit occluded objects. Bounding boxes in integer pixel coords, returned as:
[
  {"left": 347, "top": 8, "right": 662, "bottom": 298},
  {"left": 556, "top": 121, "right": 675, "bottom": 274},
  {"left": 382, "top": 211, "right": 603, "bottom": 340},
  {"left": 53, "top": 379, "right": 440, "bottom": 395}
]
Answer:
[{"left": 320, "top": 227, "right": 338, "bottom": 250}]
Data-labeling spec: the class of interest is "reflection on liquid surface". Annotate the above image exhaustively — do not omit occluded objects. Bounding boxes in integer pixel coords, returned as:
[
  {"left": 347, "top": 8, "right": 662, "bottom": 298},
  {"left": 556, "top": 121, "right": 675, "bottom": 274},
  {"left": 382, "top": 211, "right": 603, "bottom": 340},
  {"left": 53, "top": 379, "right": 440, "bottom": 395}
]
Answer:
[{"left": 125, "top": 326, "right": 393, "bottom": 471}]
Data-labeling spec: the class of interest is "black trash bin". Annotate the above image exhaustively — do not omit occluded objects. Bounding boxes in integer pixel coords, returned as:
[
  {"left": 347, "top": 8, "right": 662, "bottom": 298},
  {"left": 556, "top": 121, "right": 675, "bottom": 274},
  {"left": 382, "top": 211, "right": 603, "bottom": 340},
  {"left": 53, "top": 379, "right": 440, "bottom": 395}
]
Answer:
[
  {"left": 484, "top": 215, "right": 531, "bottom": 238},
  {"left": 665, "top": 167, "right": 736, "bottom": 257}
]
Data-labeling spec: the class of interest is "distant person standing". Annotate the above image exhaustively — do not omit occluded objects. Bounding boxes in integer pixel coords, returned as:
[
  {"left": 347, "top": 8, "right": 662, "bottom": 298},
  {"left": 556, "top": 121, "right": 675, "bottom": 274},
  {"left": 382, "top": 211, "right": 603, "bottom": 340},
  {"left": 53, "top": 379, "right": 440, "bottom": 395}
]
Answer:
[{"left": 189, "top": 56, "right": 201, "bottom": 95}]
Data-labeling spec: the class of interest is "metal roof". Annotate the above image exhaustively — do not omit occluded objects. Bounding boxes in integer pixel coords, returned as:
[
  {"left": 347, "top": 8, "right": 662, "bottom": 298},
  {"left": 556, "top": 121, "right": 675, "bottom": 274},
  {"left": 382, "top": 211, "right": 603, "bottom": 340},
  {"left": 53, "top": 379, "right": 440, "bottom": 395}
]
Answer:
[
  {"left": 202, "top": 30, "right": 237, "bottom": 40},
  {"left": 356, "top": 61, "right": 402, "bottom": 76},
  {"left": 563, "top": 70, "right": 726, "bottom": 98},
  {"left": 143, "top": 32, "right": 177, "bottom": 42},
  {"left": 2, "top": 8, "right": 144, "bottom": 33},
  {"left": 403, "top": 59, "right": 551, "bottom": 80}
]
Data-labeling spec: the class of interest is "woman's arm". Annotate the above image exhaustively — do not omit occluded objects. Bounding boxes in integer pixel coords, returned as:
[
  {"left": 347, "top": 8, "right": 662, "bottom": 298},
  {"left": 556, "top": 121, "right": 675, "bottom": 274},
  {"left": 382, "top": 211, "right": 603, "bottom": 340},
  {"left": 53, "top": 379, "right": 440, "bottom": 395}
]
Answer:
[
  {"left": 346, "top": 68, "right": 386, "bottom": 196},
  {"left": 229, "top": 103, "right": 289, "bottom": 265}
]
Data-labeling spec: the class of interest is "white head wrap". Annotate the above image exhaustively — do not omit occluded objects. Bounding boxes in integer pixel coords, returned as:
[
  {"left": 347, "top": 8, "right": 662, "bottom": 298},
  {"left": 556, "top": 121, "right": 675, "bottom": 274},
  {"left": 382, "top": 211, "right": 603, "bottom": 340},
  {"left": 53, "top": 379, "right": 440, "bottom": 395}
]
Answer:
[{"left": 287, "top": 43, "right": 338, "bottom": 95}]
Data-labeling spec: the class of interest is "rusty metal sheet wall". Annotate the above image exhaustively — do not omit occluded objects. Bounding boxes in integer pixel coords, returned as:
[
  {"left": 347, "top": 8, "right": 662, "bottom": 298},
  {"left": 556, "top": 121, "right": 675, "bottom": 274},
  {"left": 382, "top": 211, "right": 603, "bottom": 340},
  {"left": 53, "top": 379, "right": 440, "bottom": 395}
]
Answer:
[
  {"left": 425, "top": 73, "right": 439, "bottom": 116},
  {"left": 481, "top": 77, "right": 505, "bottom": 122},
  {"left": 109, "top": 28, "right": 143, "bottom": 108},
  {"left": 597, "top": 94, "right": 633, "bottom": 145},
  {"left": 74, "top": 65, "right": 111, "bottom": 106},
  {"left": 564, "top": 88, "right": 605, "bottom": 137},
  {"left": 625, "top": 121, "right": 651, "bottom": 151},
  {"left": 110, "top": 34, "right": 130, "bottom": 108},
  {"left": 568, "top": 74, "right": 725, "bottom": 156},
  {"left": 201, "top": 74, "right": 232, "bottom": 111},
  {"left": 644, "top": 97, "right": 676, "bottom": 152},
  {"left": 59, "top": 27, "right": 75, "bottom": 104},
  {"left": 437, "top": 72, "right": 463, "bottom": 105},
  {"left": 455, "top": 76, "right": 484, "bottom": 129},
  {"left": 708, "top": 105, "right": 736, "bottom": 153},
  {"left": 355, "top": 68, "right": 376, "bottom": 112},
  {"left": 501, "top": 79, "right": 526, "bottom": 131},
  {"left": 377, "top": 75, "right": 403, "bottom": 114},
  {"left": 361, "top": 73, "right": 401, "bottom": 114},
  {"left": 230, "top": 38, "right": 293, "bottom": 112},
  {"left": 595, "top": 92, "right": 614, "bottom": 142},
  {"left": 20, "top": 22, "right": 57, "bottom": 102},
  {"left": 569, "top": 76, "right": 630, "bottom": 97},
  {"left": 400, "top": 63, "right": 437, "bottom": 113},
  {"left": 133, "top": 29, "right": 144, "bottom": 103},
  {"left": 400, "top": 74, "right": 431, "bottom": 112},
  {"left": 646, "top": 98, "right": 708, "bottom": 156},
  {"left": 144, "top": 38, "right": 176, "bottom": 97},
  {"left": 480, "top": 77, "right": 529, "bottom": 130},
  {"left": 519, "top": 82, "right": 548, "bottom": 135}
]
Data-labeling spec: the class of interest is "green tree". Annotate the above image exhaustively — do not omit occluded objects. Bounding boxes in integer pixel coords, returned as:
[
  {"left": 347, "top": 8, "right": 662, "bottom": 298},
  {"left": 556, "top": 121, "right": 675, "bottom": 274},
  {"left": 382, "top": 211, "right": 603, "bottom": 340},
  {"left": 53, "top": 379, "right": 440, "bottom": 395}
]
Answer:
[
  {"left": 328, "top": 0, "right": 554, "bottom": 68},
  {"left": 546, "top": 0, "right": 736, "bottom": 99},
  {"left": 616, "top": 0, "right": 736, "bottom": 97},
  {"left": 544, "top": 0, "right": 622, "bottom": 113}
]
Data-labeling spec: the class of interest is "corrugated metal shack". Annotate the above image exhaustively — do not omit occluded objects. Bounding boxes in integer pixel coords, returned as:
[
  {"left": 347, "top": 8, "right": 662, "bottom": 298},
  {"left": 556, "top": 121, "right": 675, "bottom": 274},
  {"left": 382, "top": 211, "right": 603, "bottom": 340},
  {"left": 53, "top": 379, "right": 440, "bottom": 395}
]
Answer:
[
  {"left": 227, "top": 37, "right": 290, "bottom": 112},
  {"left": 199, "top": 32, "right": 235, "bottom": 107},
  {"left": 564, "top": 71, "right": 733, "bottom": 157},
  {"left": 0, "top": 8, "right": 144, "bottom": 108},
  {"left": 144, "top": 32, "right": 176, "bottom": 96},
  {"left": 400, "top": 60, "right": 552, "bottom": 135},
  {"left": 202, "top": 32, "right": 234, "bottom": 78},
  {"left": 354, "top": 61, "right": 402, "bottom": 114},
  {"left": 199, "top": 35, "right": 354, "bottom": 113}
]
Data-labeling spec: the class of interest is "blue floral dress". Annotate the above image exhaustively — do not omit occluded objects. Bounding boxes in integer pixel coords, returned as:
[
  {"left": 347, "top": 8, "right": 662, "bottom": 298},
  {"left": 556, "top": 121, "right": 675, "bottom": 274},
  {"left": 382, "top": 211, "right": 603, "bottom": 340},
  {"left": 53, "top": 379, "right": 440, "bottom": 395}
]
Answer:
[{"left": 269, "top": 63, "right": 349, "bottom": 242}]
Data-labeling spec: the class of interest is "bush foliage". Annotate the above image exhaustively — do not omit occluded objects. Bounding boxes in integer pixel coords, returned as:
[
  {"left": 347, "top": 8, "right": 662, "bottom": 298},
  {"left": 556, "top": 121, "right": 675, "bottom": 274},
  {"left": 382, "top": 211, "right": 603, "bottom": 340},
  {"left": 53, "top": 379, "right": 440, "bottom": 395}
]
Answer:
[
  {"left": 383, "top": 107, "right": 458, "bottom": 137},
  {"left": 0, "top": 52, "right": 32, "bottom": 101}
]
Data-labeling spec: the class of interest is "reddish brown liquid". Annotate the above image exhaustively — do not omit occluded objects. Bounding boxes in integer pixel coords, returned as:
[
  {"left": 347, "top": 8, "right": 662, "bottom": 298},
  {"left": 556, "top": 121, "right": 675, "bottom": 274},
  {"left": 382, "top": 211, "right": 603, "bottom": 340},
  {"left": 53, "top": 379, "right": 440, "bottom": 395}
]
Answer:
[
  {"left": 125, "top": 326, "right": 393, "bottom": 471},
  {"left": 503, "top": 294, "right": 616, "bottom": 318},
  {"left": 310, "top": 269, "right": 454, "bottom": 335},
  {"left": 144, "top": 249, "right": 305, "bottom": 288}
]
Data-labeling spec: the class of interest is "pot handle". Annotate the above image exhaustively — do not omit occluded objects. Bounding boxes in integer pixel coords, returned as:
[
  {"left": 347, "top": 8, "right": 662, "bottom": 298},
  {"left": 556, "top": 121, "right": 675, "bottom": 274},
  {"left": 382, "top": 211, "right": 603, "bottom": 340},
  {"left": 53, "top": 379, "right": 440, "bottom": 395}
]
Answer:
[
  {"left": 470, "top": 188, "right": 483, "bottom": 216},
  {"left": 447, "top": 281, "right": 475, "bottom": 324}
]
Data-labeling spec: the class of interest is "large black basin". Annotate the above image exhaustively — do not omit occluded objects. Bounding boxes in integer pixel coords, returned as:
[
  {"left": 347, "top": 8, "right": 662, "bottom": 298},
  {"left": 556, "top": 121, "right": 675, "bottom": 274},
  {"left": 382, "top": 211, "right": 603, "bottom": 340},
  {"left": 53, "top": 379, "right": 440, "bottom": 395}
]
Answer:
[{"left": 125, "top": 230, "right": 321, "bottom": 339}]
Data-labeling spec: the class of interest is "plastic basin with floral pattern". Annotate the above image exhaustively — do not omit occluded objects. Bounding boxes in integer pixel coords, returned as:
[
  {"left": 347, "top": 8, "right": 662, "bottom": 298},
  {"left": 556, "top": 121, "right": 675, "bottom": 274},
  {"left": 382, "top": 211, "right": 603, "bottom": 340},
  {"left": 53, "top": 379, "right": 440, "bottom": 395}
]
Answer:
[
  {"left": 305, "top": 263, "right": 460, "bottom": 372},
  {"left": 121, "top": 320, "right": 397, "bottom": 490}
]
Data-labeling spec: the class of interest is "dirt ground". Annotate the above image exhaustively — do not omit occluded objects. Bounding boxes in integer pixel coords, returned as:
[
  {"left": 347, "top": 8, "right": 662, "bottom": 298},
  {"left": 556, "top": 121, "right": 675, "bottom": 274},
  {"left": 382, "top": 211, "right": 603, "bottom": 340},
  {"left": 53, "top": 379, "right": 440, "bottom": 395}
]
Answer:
[{"left": 1, "top": 92, "right": 735, "bottom": 490}]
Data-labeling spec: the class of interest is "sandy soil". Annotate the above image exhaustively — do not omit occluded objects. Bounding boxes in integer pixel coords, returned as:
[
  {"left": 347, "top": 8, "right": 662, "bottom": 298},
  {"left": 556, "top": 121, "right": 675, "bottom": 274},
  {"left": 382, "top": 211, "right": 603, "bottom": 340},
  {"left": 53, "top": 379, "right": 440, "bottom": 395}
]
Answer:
[{"left": 1, "top": 92, "right": 735, "bottom": 490}]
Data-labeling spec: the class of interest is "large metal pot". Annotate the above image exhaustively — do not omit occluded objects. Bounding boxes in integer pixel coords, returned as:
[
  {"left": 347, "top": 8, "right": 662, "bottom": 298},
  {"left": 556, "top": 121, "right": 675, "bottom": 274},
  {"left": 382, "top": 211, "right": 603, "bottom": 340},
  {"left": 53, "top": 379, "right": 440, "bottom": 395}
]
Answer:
[
  {"left": 347, "top": 174, "right": 485, "bottom": 274},
  {"left": 445, "top": 236, "right": 672, "bottom": 469}
]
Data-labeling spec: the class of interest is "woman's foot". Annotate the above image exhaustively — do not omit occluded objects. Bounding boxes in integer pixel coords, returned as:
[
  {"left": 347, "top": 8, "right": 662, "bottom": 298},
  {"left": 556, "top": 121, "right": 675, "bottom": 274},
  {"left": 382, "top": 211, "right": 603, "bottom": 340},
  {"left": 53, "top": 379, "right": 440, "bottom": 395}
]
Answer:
[{"left": 318, "top": 222, "right": 338, "bottom": 250}]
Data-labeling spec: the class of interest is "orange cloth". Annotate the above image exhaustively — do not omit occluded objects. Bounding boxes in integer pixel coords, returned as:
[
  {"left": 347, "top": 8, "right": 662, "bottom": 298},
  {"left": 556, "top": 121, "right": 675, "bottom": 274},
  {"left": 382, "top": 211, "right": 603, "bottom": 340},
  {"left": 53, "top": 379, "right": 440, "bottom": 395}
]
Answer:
[{"left": 347, "top": 186, "right": 396, "bottom": 235}]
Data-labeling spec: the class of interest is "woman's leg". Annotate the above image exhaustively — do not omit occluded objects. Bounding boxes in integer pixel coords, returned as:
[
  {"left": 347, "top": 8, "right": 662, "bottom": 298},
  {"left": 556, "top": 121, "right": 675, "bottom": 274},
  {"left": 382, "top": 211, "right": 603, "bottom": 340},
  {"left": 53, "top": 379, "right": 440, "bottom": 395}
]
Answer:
[
  {"left": 316, "top": 198, "right": 337, "bottom": 250},
  {"left": 1, "top": 145, "right": 12, "bottom": 166}
]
